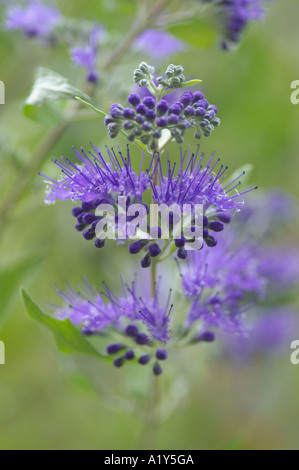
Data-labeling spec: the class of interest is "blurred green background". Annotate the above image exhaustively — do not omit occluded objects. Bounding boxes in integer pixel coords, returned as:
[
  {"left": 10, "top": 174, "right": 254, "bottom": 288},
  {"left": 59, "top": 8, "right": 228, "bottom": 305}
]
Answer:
[{"left": 0, "top": 0, "right": 299, "bottom": 450}]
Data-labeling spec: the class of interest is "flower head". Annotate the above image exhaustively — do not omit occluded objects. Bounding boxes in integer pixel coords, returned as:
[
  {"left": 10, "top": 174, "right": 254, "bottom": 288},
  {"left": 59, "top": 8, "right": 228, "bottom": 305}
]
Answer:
[
  {"left": 135, "top": 29, "right": 186, "bottom": 62},
  {"left": 105, "top": 90, "right": 220, "bottom": 150},
  {"left": 4, "top": 0, "right": 61, "bottom": 41},
  {"left": 223, "top": 308, "right": 299, "bottom": 361},
  {"left": 180, "top": 229, "right": 266, "bottom": 334},
  {"left": 214, "top": 0, "right": 266, "bottom": 49},
  {"left": 41, "top": 145, "right": 150, "bottom": 205},
  {"left": 53, "top": 276, "right": 173, "bottom": 374},
  {"left": 150, "top": 148, "right": 257, "bottom": 249},
  {"left": 105, "top": 63, "right": 220, "bottom": 151},
  {"left": 71, "top": 25, "right": 104, "bottom": 83}
]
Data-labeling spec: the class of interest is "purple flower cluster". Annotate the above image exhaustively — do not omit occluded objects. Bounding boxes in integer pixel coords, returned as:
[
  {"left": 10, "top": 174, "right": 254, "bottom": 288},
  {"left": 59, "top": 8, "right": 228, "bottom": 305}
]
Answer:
[
  {"left": 105, "top": 91, "right": 220, "bottom": 150},
  {"left": 223, "top": 308, "right": 299, "bottom": 361},
  {"left": 3, "top": 1, "right": 104, "bottom": 83},
  {"left": 134, "top": 29, "right": 186, "bottom": 62},
  {"left": 216, "top": 0, "right": 266, "bottom": 49},
  {"left": 71, "top": 25, "right": 104, "bottom": 83},
  {"left": 180, "top": 231, "right": 266, "bottom": 334},
  {"left": 4, "top": 0, "right": 61, "bottom": 41},
  {"left": 42, "top": 145, "right": 255, "bottom": 264},
  {"left": 54, "top": 276, "right": 172, "bottom": 374}
]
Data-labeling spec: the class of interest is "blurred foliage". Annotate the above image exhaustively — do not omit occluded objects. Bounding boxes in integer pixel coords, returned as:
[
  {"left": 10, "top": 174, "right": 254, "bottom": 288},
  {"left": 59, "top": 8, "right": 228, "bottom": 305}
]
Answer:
[{"left": 0, "top": 0, "right": 299, "bottom": 450}]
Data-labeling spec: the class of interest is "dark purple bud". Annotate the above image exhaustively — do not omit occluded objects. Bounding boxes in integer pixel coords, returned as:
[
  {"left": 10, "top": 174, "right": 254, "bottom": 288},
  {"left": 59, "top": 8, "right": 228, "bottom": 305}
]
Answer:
[
  {"left": 25, "top": 28, "right": 38, "bottom": 37},
  {"left": 114, "top": 357, "right": 125, "bottom": 368},
  {"left": 125, "top": 350, "right": 135, "bottom": 361},
  {"left": 129, "top": 241, "right": 143, "bottom": 254},
  {"left": 205, "top": 235, "right": 218, "bottom": 248},
  {"left": 149, "top": 244, "right": 161, "bottom": 258},
  {"left": 72, "top": 207, "right": 83, "bottom": 217},
  {"left": 82, "top": 213, "right": 97, "bottom": 225},
  {"left": 175, "top": 237, "right": 186, "bottom": 248},
  {"left": 169, "top": 103, "right": 183, "bottom": 115},
  {"left": 200, "top": 119, "right": 210, "bottom": 128},
  {"left": 94, "top": 239, "right": 105, "bottom": 249},
  {"left": 125, "top": 325, "right": 139, "bottom": 337},
  {"left": 156, "top": 349, "right": 167, "bottom": 361},
  {"left": 92, "top": 197, "right": 107, "bottom": 209},
  {"left": 141, "top": 252, "right": 151, "bottom": 269},
  {"left": 146, "top": 109, "right": 156, "bottom": 121},
  {"left": 104, "top": 116, "right": 114, "bottom": 126},
  {"left": 193, "top": 91, "right": 204, "bottom": 102},
  {"left": 110, "top": 105, "right": 124, "bottom": 118},
  {"left": 168, "top": 114, "right": 179, "bottom": 125},
  {"left": 152, "top": 129, "right": 162, "bottom": 139},
  {"left": 196, "top": 107, "right": 206, "bottom": 117},
  {"left": 136, "top": 104, "right": 147, "bottom": 115},
  {"left": 203, "top": 228, "right": 209, "bottom": 239},
  {"left": 203, "top": 216, "right": 209, "bottom": 227},
  {"left": 82, "top": 229, "right": 95, "bottom": 240},
  {"left": 123, "top": 108, "right": 135, "bottom": 119},
  {"left": 198, "top": 331, "right": 215, "bottom": 343},
  {"left": 209, "top": 105, "right": 218, "bottom": 114},
  {"left": 205, "top": 110, "right": 216, "bottom": 119},
  {"left": 157, "top": 100, "right": 169, "bottom": 115},
  {"left": 136, "top": 114, "right": 145, "bottom": 124},
  {"left": 75, "top": 223, "right": 86, "bottom": 232},
  {"left": 124, "top": 121, "right": 135, "bottom": 130},
  {"left": 107, "top": 344, "right": 126, "bottom": 355},
  {"left": 82, "top": 201, "right": 94, "bottom": 211},
  {"left": 198, "top": 99, "right": 209, "bottom": 109},
  {"left": 216, "top": 212, "right": 232, "bottom": 224},
  {"left": 139, "top": 355, "right": 151, "bottom": 365},
  {"left": 153, "top": 362, "right": 163, "bottom": 376},
  {"left": 128, "top": 94, "right": 141, "bottom": 107},
  {"left": 82, "top": 327, "right": 95, "bottom": 336},
  {"left": 136, "top": 334, "right": 149, "bottom": 346},
  {"left": 184, "top": 106, "right": 195, "bottom": 116},
  {"left": 177, "top": 248, "right": 188, "bottom": 260},
  {"left": 91, "top": 220, "right": 99, "bottom": 231},
  {"left": 156, "top": 117, "right": 168, "bottom": 127},
  {"left": 142, "top": 122, "right": 153, "bottom": 132},
  {"left": 180, "top": 92, "right": 193, "bottom": 107},
  {"left": 143, "top": 97, "right": 156, "bottom": 109},
  {"left": 87, "top": 70, "right": 99, "bottom": 84},
  {"left": 209, "top": 221, "right": 224, "bottom": 232}
]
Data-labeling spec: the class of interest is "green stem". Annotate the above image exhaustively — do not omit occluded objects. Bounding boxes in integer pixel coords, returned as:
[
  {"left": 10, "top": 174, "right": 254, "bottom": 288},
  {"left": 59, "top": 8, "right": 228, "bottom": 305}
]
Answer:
[{"left": 137, "top": 375, "right": 161, "bottom": 450}]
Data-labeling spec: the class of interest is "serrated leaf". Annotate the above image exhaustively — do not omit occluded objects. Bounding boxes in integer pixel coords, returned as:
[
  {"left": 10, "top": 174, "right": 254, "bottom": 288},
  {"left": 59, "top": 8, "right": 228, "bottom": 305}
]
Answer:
[
  {"left": 21, "top": 289, "right": 108, "bottom": 360},
  {"left": 168, "top": 20, "right": 217, "bottom": 48},
  {"left": 24, "top": 68, "right": 90, "bottom": 124}
]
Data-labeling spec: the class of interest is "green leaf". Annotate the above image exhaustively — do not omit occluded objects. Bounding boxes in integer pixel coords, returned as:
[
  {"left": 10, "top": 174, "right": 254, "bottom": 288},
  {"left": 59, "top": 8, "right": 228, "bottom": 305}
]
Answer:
[
  {"left": 168, "top": 20, "right": 217, "bottom": 48},
  {"left": 24, "top": 102, "right": 64, "bottom": 126},
  {"left": 24, "top": 68, "right": 90, "bottom": 124},
  {"left": 21, "top": 289, "right": 108, "bottom": 360}
]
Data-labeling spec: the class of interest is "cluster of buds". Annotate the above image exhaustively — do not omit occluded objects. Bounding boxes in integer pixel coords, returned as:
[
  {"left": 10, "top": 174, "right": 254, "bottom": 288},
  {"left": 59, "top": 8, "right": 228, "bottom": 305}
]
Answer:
[{"left": 105, "top": 62, "right": 220, "bottom": 151}]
